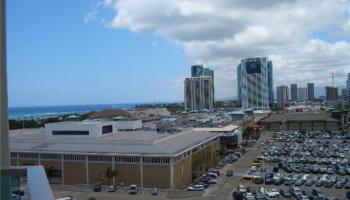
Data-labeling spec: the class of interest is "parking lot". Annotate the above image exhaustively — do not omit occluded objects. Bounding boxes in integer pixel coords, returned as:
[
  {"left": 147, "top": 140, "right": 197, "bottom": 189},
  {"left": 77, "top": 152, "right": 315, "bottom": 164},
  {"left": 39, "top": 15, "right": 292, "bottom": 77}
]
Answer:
[{"left": 233, "top": 130, "right": 350, "bottom": 200}]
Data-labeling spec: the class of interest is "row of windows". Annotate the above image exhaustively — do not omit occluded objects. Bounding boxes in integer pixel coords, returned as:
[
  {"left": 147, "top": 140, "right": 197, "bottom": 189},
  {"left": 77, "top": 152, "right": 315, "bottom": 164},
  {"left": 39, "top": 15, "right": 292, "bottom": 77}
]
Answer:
[
  {"left": 18, "top": 153, "right": 38, "bottom": 159},
  {"left": 41, "top": 153, "right": 61, "bottom": 160},
  {"left": 52, "top": 130, "right": 89, "bottom": 135},
  {"left": 88, "top": 155, "right": 112, "bottom": 162},
  {"left": 64, "top": 155, "right": 86, "bottom": 161},
  {"left": 115, "top": 156, "right": 140, "bottom": 163},
  {"left": 143, "top": 157, "right": 169, "bottom": 164}
]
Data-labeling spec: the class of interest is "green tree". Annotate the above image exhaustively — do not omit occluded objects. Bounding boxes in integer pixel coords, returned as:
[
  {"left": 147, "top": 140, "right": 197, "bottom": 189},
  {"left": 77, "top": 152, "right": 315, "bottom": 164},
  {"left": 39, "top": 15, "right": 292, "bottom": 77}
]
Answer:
[
  {"left": 243, "top": 126, "right": 254, "bottom": 140},
  {"left": 105, "top": 167, "right": 117, "bottom": 185}
]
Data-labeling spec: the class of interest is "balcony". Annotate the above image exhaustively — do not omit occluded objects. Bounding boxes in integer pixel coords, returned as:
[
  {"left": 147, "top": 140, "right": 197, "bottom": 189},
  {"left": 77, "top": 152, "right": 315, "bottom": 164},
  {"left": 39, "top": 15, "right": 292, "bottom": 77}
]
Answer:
[{"left": 1, "top": 166, "right": 55, "bottom": 200}]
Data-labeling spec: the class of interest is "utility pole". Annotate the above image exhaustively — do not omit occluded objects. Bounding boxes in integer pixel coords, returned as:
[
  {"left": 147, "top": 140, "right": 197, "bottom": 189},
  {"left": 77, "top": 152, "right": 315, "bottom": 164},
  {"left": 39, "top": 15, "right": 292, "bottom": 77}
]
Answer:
[{"left": 0, "top": 0, "right": 10, "bottom": 199}]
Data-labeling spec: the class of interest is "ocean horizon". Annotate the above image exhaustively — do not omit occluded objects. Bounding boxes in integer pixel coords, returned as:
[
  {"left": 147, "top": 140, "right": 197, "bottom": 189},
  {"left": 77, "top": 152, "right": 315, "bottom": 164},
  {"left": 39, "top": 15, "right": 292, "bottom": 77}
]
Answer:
[{"left": 8, "top": 103, "right": 137, "bottom": 119}]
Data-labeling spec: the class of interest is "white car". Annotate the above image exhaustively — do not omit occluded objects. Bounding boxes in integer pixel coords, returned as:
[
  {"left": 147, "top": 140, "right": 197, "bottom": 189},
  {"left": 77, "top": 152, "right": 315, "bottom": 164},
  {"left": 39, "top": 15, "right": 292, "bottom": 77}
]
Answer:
[
  {"left": 188, "top": 185, "right": 205, "bottom": 191},
  {"left": 208, "top": 179, "right": 217, "bottom": 184}
]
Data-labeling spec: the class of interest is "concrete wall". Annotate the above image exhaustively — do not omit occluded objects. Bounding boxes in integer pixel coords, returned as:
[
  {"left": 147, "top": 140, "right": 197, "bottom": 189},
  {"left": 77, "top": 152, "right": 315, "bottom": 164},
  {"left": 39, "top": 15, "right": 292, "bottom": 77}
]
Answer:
[
  {"left": 63, "top": 162, "right": 86, "bottom": 185},
  {"left": 326, "top": 121, "right": 338, "bottom": 130},
  {"left": 115, "top": 120, "right": 142, "bottom": 130},
  {"left": 313, "top": 122, "right": 325, "bottom": 130},
  {"left": 18, "top": 159, "right": 38, "bottom": 166},
  {"left": 115, "top": 164, "right": 141, "bottom": 187},
  {"left": 301, "top": 122, "right": 313, "bottom": 130},
  {"left": 143, "top": 165, "right": 170, "bottom": 188},
  {"left": 88, "top": 163, "right": 111, "bottom": 185},
  {"left": 173, "top": 156, "right": 192, "bottom": 189}
]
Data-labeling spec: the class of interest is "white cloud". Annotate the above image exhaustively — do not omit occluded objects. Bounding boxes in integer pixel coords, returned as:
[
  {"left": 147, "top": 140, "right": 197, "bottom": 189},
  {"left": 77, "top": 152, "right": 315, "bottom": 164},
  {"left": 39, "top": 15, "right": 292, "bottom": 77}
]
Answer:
[
  {"left": 84, "top": 10, "right": 99, "bottom": 24},
  {"left": 95, "top": 0, "right": 350, "bottom": 98}
]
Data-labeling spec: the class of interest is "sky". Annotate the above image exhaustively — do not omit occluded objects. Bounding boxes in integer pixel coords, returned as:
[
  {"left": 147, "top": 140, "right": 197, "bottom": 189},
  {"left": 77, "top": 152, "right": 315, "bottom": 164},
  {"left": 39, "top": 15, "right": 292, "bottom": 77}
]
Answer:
[{"left": 7, "top": 0, "right": 350, "bottom": 107}]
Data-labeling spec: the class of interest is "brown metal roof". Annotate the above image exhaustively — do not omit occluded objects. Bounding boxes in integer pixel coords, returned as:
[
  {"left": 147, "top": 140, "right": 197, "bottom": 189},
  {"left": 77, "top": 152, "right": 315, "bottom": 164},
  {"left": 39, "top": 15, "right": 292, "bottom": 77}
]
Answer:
[{"left": 259, "top": 113, "right": 339, "bottom": 123}]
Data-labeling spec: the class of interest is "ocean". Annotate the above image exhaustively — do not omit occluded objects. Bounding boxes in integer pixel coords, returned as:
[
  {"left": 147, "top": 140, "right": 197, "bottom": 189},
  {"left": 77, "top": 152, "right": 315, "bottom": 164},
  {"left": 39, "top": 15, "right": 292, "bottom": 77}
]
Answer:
[{"left": 8, "top": 104, "right": 136, "bottom": 119}]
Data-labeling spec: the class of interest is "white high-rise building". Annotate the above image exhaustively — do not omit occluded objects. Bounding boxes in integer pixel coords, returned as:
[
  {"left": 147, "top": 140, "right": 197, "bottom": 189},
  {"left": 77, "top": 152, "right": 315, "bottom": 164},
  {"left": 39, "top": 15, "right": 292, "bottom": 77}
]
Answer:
[
  {"left": 277, "top": 85, "right": 289, "bottom": 109},
  {"left": 237, "top": 57, "right": 273, "bottom": 110},
  {"left": 184, "top": 76, "right": 214, "bottom": 111},
  {"left": 297, "top": 87, "right": 308, "bottom": 102}
]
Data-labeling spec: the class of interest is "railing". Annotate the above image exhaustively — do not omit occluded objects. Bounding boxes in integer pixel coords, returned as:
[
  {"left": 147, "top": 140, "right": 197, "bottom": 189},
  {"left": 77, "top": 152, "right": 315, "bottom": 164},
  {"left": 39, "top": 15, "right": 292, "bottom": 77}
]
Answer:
[{"left": 0, "top": 166, "right": 55, "bottom": 200}]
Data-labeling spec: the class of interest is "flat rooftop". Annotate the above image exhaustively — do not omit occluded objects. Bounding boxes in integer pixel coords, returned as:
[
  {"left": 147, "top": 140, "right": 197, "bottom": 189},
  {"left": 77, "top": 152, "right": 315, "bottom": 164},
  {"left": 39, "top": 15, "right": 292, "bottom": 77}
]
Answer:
[
  {"left": 259, "top": 112, "right": 339, "bottom": 123},
  {"left": 9, "top": 128, "right": 219, "bottom": 156}
]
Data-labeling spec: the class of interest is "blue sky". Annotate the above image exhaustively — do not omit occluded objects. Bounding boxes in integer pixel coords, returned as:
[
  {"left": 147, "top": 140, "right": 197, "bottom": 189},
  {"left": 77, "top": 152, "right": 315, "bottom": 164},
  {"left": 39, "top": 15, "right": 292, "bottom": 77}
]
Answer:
[
  {"left": 7, "top": 0, "right": 350, "bottom": 107},
  {"left": 7, "top": 0, "right": 191, "bottom": 107}
]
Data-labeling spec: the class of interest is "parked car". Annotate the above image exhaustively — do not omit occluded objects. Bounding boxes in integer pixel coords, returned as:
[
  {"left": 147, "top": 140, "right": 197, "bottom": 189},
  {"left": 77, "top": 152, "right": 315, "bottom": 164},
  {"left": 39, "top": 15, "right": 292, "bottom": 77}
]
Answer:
[
  {"left": 93, "top": 183, "right": 102, "bottom": 192},
  {"left": 226, "top": 170, "right": 233, "bottom": 177},
  {"left": 106, "top": 185, "right": 116, "bottom": 192},
  {"left": 188, "top": 184, "right": 205, "bottom": 191},
  {"left": 280, "top": 189, "right": 292, "bottom": 198},
  {"left": 208, "top": 179, "right": 217, "bottom": 184},
  {"left": 129, "top": 185, "right": 138, "bottom": 194},
  {"left": 151, "top": 187, "right": 160, "bottom": 195}
]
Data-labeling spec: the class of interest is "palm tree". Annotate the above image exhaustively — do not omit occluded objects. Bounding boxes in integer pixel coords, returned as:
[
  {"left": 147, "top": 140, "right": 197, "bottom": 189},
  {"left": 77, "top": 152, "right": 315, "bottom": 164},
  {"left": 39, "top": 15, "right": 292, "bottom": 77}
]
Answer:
[{"left": 105, "top": 167, "right": 117, "bottom": 185}]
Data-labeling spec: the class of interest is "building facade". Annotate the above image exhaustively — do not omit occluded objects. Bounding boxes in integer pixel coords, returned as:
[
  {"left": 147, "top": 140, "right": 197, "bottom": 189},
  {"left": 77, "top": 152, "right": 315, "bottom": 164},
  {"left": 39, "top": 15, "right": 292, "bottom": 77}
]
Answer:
[
  {"left": 10, "top": 128, "right": 221, "bottom": 189},
  {"left": 291, "top": 84, "right": 298, "bottom": 101},
  {"left": 191, "top": 65, "right": 214, "bottom": 79},
  {"left": 184, "top": 76, "right": 214, "bottom": 111},
  {"left": 277, "top": 85, "right": 289, "bottom": 109},
  {"left": 297, "top": 87, "right": 308, "bottom": 102},
  {"left": 307, "top": 83, "right": 315, "bottom": 101},
  {"left": 346, "top": 73, "right": 350, "bottom": 106},
  {"left": 259, "top": 113, "right": 340, "bottom": 131},
  {"left": 237, "top": 57, "right": 273, "bottom": 110},
  {"left": 325, "top": 86, "right": 339, "bottom": 103}
]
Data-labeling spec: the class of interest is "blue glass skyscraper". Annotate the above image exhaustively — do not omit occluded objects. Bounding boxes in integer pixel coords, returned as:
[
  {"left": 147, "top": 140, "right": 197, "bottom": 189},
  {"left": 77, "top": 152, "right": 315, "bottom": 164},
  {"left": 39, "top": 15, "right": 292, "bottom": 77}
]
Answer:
[{"left": 237, "top": 57, "right": 274, "bottom": 110}]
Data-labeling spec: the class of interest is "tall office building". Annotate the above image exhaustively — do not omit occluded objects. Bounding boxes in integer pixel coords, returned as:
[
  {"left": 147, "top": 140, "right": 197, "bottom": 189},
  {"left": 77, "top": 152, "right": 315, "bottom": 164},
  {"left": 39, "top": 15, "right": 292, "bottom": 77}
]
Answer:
[
  {"left": 191, "top": 65, "right": 214, "bottom": 79},
  {"left": 346, "top": 73, "right": 350, "bottom": 105},
  {"left": 325, "top": 86, "right": 339, "bottom": 102},
  {"left": 237, "top": 57, "right": 273, "bottom": 110},
  {"left": 277, "top": 85, "right": 289, "bottom": 109},
  {"left": 297, "top": 87, "right": 308, "bottom": 102},
  {"left": 307, "top": 83, "right": 315, "bottom": 101},
  {"left": 184, "top": 76, "right": 214, "bottom": 111},
  {"left": 267, "top": 61, "right": 274, "bottom": 107},
  {"left": 290, "top": 84, "right": 298, "bottom": 101}
]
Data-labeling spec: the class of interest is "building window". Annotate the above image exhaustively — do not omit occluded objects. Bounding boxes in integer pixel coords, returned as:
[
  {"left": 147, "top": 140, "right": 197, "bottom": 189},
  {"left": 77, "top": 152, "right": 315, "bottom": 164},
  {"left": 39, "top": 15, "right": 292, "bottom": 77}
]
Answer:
[
  {"left": 18, "top": 153, "right": 38, "bottom": 159},
  {"left": 10, "top": 153, "right": 17, "bottom": 159},
  {"left": 88, "top": 155, "right": 112, "bottom": 162},
  {"left": 41, "top": 153, "right": 61, "bottom": 160},
  {"left": 102, "top": 125, "right": 113, "bottom": 134},
  {"left": 52, "top": 130, "right": 89, "bottom": 135},
  {"left": 115, "top": 156, "right": 139, "bottom": 163},
  {"left": 64, "top": 154, "right": 85, "bottom": 161},
  {"left": 143, "top": 157, "right": 170, "bottom": 164}
]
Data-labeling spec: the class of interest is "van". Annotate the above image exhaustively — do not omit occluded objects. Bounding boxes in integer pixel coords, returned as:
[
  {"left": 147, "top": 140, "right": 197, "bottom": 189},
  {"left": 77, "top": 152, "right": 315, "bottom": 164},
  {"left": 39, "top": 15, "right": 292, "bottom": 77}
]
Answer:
[{"left": 264, "top": 192, "right": 277, "bottom": 200}]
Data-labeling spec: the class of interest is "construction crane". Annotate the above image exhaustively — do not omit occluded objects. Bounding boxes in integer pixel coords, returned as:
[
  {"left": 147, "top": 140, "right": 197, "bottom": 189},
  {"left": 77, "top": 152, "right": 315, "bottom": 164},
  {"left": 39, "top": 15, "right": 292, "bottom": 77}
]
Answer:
[{"left": 329, "top": 72, "right": 341, "bottom": 87}]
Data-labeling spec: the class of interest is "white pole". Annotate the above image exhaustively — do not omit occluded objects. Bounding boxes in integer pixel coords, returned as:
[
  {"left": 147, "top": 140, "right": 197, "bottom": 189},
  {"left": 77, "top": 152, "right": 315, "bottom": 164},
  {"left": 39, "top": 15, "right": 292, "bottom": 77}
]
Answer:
[
  {"left": 0, "top": 0, "right": 10, "bottom": 199},
  {"left": 0, "top": 0, "right": 8, "bottom": 169}
]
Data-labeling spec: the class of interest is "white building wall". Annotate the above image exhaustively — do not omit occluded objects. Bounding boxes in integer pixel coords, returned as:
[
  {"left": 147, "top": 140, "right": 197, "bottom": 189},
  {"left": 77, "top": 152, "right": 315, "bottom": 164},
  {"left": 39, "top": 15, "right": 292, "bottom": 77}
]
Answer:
[
  {"left": 115, "top": 120, "right": 142, "bottom": 130},
  {"left": 45, "top": 121, "right": 116, "bottom": 137}
]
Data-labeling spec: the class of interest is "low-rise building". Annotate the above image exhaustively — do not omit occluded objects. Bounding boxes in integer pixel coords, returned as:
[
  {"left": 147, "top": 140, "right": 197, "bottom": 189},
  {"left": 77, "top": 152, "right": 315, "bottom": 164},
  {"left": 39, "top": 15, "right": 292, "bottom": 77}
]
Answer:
[
  {"left": 258, "top": 113, "right": 340, "bottom": 131},
  {"left": 9, "top": 125, "right": 220, "bottom": 189}
]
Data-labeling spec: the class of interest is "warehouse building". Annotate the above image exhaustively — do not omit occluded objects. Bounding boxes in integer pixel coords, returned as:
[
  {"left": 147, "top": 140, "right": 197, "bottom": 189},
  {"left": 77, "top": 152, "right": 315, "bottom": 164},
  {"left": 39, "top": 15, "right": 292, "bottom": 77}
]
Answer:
[
  {"left": 258, "top": 113, "right": 340, "bottom": 131},
  {"left": 9, "top": 125, "right": 220, "bottom": 189}
]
